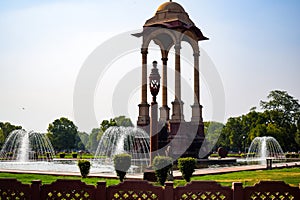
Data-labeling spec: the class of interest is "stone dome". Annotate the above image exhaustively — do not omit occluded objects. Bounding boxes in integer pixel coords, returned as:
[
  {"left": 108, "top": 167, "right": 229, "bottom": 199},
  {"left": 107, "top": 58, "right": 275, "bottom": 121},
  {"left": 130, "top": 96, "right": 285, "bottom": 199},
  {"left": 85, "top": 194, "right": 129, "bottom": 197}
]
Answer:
[
  {"left": 144, "top": 1, "right": 194, "bottom": 27},
  {"left": 133, "top": 1, "right": 208, "bottom": 42},
  {"left": 156, "top": 2, "right": 186, "bottom": 13}
]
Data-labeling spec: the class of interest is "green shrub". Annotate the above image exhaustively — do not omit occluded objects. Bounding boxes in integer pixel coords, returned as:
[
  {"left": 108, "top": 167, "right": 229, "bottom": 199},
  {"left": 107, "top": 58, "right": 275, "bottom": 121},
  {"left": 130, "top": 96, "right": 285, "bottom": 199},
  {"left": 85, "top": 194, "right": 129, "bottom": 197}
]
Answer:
[
  {"left": 72, "top": 152, "right": 78, "bottom": 158},
  {"left": 285, "top": 153, "right": 299, "bottom": 158},
  {"left": 113, "top": 153, "right": 132, "bottom": 182},
  {"left": 78, "top": 159, "right": 91, "bottom": 178},
  {"left": 178, "top": 157, "right": 196, "bottom": 182},
  {"left": 152, "top": 156, "right": 173, "bottom": 186},
  {"left": 59, "top": 152, "right": 65, "bottom": 158}
]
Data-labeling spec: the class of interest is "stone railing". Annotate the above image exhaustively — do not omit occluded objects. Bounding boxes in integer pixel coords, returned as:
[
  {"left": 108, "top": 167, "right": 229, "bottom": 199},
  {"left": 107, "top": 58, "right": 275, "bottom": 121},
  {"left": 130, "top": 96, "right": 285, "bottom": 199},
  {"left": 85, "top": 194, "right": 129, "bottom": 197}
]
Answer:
[{"left": 0, "top": 179, "right": 299, "bottom": 199}]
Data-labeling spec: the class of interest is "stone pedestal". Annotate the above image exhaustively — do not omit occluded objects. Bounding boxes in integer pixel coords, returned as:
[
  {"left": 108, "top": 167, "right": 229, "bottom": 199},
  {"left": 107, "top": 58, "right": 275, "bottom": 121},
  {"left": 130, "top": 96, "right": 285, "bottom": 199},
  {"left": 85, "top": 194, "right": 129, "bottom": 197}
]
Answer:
[
  {"left": 191, "top": 103, "right": 203, "bottom": 123},
  {"left": 159, "top": 105, "right": 170, "bottom": 122},
  {"left": 137, "top": 103, "right": 150, "bottom": 126},
  {"left": 171, "top": 100, "right": 184, "bottom": 123},
  {"left": 168, "top": 122, "right": 205, "bottom": 159}
]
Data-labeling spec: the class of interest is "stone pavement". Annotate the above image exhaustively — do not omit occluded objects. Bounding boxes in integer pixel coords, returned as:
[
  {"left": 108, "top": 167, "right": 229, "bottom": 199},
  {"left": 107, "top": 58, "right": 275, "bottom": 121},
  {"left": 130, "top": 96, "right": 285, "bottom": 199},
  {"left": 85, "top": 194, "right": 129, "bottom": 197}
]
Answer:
[{"left": 0, "top": 161, "right": 299, "bottom": 180}]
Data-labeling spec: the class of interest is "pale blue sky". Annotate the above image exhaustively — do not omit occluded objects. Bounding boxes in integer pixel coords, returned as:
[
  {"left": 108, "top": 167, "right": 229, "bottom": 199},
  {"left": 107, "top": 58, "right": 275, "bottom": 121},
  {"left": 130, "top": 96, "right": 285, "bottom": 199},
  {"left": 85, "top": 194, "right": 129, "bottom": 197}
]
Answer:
[{"left": 0, "top": 0, "right": 299, "bottom": 132}]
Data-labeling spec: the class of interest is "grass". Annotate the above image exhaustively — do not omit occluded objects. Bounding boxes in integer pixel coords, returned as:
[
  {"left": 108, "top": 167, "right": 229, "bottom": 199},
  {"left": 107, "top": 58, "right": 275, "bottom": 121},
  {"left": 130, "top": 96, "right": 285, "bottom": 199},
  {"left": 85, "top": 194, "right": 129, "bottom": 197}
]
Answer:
[
  {"left": 174, "top": 167, "right": 300, "bottom": 187},
  {"left": 0, "top": 173, "right": 120, "bottom": 186},
  {"left": 55, "top": 153, "right": 95, "bottom": 159},
  {"left": 0, "top": 167, "right": 299, "bottom": 187}
]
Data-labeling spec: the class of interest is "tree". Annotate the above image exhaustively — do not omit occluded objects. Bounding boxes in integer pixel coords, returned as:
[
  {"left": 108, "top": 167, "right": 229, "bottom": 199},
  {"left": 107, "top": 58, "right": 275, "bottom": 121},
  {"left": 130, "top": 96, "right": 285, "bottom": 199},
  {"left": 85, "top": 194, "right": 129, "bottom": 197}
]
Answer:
[
  {"left": 100, "top": 116, "right": 133, "bottom": 133},
  {"left": 0, "top": 122, "right": 22, "bottom": 138},
  {"left": 75, "top": 133, "right": 86, "bottom": 151},
  {"left": 217, "top": 90, "right": 300, "bottom": 152},
  {"left": 296, "top": 120, "right": 300, "bottom": 147},
  {"left": 260, "top": 90, "right": 300, "bottom": 125},
  {"left": 0, "top": 122, "right": 22, "bottom": 149},
  {"left": 100, "top": 119, "right": 117, "bottom": 133},
  {"left": 78, "top": 132, "right": 89, "bottom": 147},
  {"left": 0, "top": 129, "right": 5, "bottom": 148},
  {"left": 204, "top": 121, "right": 224, "bottom": 151},
  {"left": 221, "top": 117, "right": 244, "bottom": 152},
  {"left": 86, "top": 128, "right": 101, "bottom": 153},
  {"left": 47, "top": 117, "right": 78, "bottom": 152},
  {"left": 114, "top": 116, "right": 133, "bottom": 127},
  {"left": 260, "top": 90, "right": 300, "bottom": 151}
]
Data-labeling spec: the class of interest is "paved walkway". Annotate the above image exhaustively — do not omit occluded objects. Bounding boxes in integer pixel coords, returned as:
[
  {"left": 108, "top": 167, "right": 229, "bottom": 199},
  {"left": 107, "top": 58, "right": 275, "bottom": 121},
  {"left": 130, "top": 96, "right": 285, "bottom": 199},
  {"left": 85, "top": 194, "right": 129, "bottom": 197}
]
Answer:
[{"left": 0, "top": 161, "right": 299, "bottom": 180}]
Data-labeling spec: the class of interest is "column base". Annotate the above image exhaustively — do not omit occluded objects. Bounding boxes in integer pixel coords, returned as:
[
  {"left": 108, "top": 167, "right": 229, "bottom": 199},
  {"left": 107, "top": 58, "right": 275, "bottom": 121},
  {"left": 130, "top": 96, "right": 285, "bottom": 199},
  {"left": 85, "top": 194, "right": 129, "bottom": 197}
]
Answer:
[
  {"left": 191, "top": 103, "right": 203, "bottom": 124},
  {"left": 137, "top": 103, "right": 150, "bottom": 126},
  {"left": 159, "top": 105, "right": 170, "bottom": 123},
  {"left": 171, "top": 100, "right": 184, "bottom": 123},
  {"left": 168, "top": 121, "right": 205, "bottom": 159}
]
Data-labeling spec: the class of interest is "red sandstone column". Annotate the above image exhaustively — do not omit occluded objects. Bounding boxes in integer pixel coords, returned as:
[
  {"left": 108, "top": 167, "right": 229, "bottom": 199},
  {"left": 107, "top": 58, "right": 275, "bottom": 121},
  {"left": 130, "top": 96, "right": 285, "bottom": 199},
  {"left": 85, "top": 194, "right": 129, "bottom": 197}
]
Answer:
[
  {"left": 194, "top": 51, "right": 200, "bottom": 105},
  {"left": 171, "top": 44, "right": 184, "bottom": 122},
  {"left": 150, "top": 102, "right": 158, "bottom": 164},
  {"left": 174, "top": 44, "right": 181, "bottom": 102},
  {"left": 141, "top": 48, "right": 148, "bottom": 104},
  {"left": 191, "top": 51, "right": 203, "bottom": 123},
  {"left": 137, "top": 48, "right": 150, "bottom": 126},
  {"left": 160, "top": 57, "right": 170, "bottom": 122}
]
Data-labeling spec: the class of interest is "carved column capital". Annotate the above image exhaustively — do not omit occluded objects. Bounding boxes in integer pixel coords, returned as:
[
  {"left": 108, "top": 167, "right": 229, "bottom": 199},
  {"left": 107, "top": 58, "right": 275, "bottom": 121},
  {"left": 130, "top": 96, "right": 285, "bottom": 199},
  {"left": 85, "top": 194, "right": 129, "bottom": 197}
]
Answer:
[
  {"left": 161, "top": 57, "right": 168, "bottom": 63},
  {"left": 141, "top": 48, "right": 148, "bottom": 55}
]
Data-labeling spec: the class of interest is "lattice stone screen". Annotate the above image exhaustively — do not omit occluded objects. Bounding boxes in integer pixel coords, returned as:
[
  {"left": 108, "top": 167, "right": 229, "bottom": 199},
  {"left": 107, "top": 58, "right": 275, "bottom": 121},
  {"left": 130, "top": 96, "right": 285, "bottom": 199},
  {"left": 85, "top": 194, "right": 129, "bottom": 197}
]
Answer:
[
  {"left": 174, "top": 181, "right": 232, "bottom": 200},
  {"left": 0, "top": 178, "right": 299, "bottom": 200},
  {"left": 40, "top": 179, "right": 96, "bottom": 200},
  {"left": 0, "top": 178, "right": 31, "bottom": 199},
  {"left": 244, "top": 181, "right": 299, "bottom": 200},
  {"left": 107, "top": 180, "right": 164, "bottom": 200}
]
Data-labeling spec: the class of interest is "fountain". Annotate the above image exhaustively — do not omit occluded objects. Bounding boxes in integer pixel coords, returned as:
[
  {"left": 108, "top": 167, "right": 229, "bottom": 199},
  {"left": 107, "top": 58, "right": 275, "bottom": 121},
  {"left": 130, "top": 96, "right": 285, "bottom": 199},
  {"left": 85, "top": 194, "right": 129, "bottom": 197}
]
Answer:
[
  {"left": 0, "top": 127, "right": 150, "bottom": 174},
  {"left": 0, "top": 129, "right": 55, "bottom": 162},
  {"left": 93, "top": 126, "right": 150, "bottom": 172},
  {"left": 246, "top": 136, "right": 285, "bottom": 164}
]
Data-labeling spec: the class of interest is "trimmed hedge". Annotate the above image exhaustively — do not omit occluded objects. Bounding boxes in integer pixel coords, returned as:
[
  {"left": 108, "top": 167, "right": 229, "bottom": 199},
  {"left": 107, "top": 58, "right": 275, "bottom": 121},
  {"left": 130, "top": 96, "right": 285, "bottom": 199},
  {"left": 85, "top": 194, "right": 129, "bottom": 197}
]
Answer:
[
  {"left": 113, "top": 153, "right": 132, "bottom": 182},
  {"left": 78, "top": 159, "right": 91, "bottom": 178},
  {"left": 285, "top": 153, "right": 300, "bottom": 158},
  {"left": 59, "top": 152, "right": 65, "bottom": 158},
  {"left": 72, "top": 152, "right": 78, "bottom": 158},
  {"left": 178, "top": 157, "right": 197, "bottom": 182},
  {"left": 152, "top": 156, "right": 173, "bottom": 186}
]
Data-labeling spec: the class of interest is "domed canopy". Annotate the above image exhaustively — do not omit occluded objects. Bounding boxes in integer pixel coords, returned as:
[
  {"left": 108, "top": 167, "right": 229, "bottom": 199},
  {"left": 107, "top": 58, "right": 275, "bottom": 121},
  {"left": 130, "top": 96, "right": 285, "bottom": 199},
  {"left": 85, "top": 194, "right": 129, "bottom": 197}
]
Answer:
[
  {"left": 156, "top": 2, "right": 185, "bottom": 13},
  {"left": 136, "top": 1, "right": 208, "bottom": 41},
  {"left": 145, "top": 1, "right": 194, "bottom": 27}
]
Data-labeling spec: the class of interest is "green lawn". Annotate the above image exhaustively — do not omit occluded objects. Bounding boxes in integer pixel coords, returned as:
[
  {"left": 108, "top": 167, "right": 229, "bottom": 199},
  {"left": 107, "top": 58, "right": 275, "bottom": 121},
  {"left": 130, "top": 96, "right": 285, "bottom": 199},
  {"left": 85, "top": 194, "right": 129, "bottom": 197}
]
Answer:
[
  {"left": 0, "top": 173, "right": 120, "bottom": 186},
  {"left": 177, "top": 167, "right": 300, "bottom": 187},
  {"left": 0, "top": 167, "right": 299, "bottom": 187}
]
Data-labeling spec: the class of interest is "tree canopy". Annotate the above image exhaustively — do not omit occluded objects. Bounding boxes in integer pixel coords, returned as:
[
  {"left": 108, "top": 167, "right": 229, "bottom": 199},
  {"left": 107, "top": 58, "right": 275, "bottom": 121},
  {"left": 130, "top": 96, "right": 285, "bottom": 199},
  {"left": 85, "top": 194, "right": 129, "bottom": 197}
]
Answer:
[
  {"left": 0, "top": 122, "right": 22, "bottom": 149},
  {"left": 0, "top": 122, "right": 22, "bottom": 138},
  {"left": 260, "top": 90, "right": 300, "bottom": 124},
  {"left": 86, "top": 116, "right": 133, "bottom": 153},
  {"left": 219, "top": 90, "right": 300, "bottom": 152},
  {"left": 47, "top": 117, "right": 78, "bottom": 152}
]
